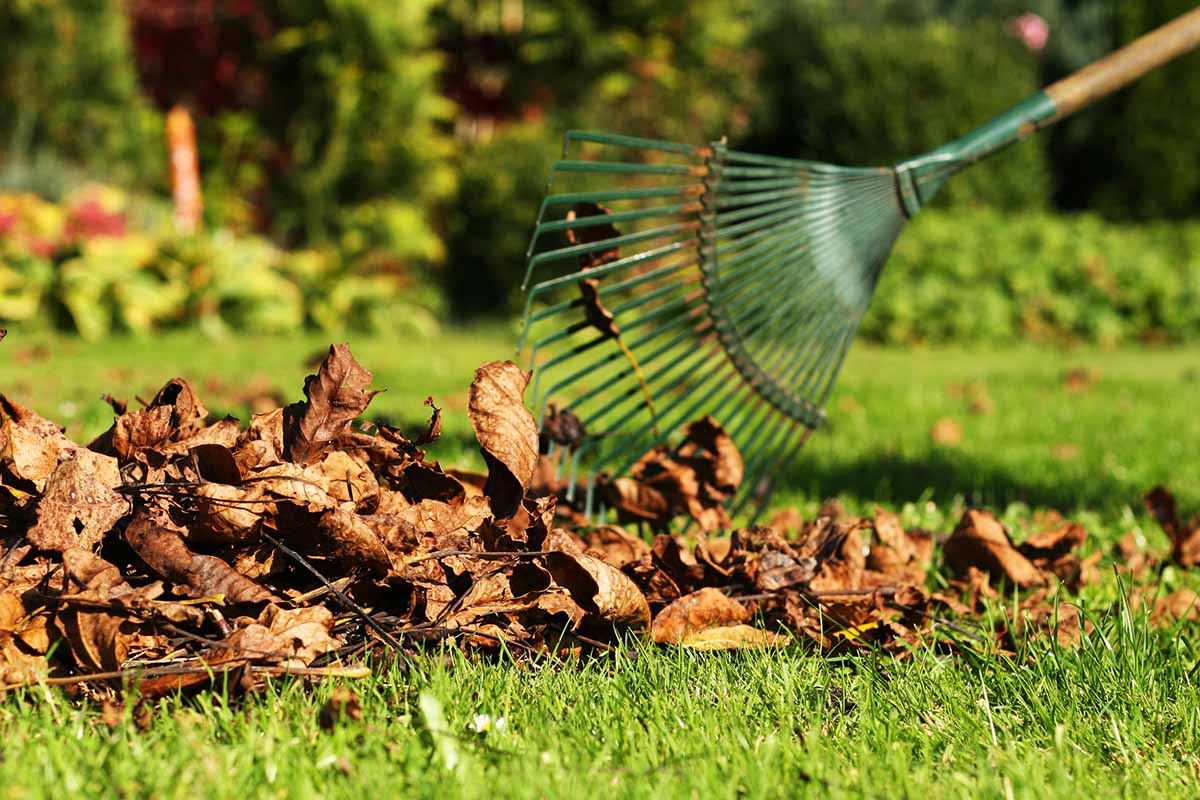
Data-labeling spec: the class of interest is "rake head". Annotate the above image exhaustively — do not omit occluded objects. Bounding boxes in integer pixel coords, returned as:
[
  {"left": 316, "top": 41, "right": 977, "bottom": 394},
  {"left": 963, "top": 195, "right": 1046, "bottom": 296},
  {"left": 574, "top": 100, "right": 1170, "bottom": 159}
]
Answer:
[{"left": 520, "top": 132, "right": 908, "bottom": 519}]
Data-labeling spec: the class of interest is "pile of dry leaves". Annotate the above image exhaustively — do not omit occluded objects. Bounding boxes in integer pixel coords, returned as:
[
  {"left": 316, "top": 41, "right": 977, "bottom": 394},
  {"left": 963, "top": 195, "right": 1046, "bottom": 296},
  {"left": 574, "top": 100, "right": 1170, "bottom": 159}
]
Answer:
[{"left": 1, "top": 344, "right": 1196, "bottom": 696}]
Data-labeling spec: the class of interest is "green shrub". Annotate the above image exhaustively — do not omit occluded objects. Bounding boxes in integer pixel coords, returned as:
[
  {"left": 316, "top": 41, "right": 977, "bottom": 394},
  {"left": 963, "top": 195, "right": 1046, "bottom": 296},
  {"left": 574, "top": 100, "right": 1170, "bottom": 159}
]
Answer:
[
  {"left": 433, "top": 1, "right": 760, "bottom": 145},
  {"left": 746, "top": 6, "right": 1052, "bottom": 209},
  {"left": 0, "top": 0, "right": 164, "bottom": 192},
  {"left": 439, "top": 124, "right": 556, "bottom": 317},
  {"left": 0, "top": 189, "right": 439, "bottom": 340},
  {"left": 861, "top": 209, "right": 1200, "bottom": 345},
  {"left": 1047, "top": 0, "right": 1200, "bottom": 219}
]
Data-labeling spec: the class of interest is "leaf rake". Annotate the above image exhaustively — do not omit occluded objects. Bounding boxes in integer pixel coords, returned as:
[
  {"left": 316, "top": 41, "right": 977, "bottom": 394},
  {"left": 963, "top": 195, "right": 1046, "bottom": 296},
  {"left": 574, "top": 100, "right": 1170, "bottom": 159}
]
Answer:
[{"left": 519, "top": 9, "right": 1200, "bottom": 520}]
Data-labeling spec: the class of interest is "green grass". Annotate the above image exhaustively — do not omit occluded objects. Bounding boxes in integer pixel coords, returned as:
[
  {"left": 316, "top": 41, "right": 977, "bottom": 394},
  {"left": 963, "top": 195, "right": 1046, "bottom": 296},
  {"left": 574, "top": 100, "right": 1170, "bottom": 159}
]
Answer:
[{"left": 2, "top": 326, "right": 1200, "bottom": 798}]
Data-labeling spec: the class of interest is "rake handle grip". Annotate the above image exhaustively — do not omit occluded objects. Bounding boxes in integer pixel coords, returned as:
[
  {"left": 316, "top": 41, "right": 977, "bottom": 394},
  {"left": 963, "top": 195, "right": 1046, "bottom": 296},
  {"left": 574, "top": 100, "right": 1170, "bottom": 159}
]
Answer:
[{"left": 1045, "top": 7, "right": 1200, "bottom": 120}]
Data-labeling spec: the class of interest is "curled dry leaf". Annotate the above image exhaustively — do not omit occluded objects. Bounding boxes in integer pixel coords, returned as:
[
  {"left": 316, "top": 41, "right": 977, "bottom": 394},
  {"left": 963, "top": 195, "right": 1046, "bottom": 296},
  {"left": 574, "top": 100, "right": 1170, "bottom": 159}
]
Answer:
[
  {"left": 90, "top": 378, "right": 208, "bottom": 462},
  {"left": 124, "top": 513, "right": 274, "bottom": 603},
  {"left": 226, "top": 605, "right": 338, "bottom": 668},
  {"left": 417, "top": 396, "right": 442, "bottom": 445},
  {"left": 468, "top": 362, "right": 539, "bottom": 519},
  {"left": 943, "top": 510, "right": 1044, "bottom": 588},
  {"left": 283, "top": 344, "right": 380, "bottom": 465},
  {"left": 0, "top": 395, "right": 81, "bottom": 491},
  {"left": 544, "top": 551, "right": 650, "bottom": 631},
  {"left": 53, "top": 550, "right": 140, "bottom": 673},
  {"left": 578, "top": 278, "right": 620, "bottom": 339},
  {"left": 539, "top": 404, "right": 586, "bottom": 453},
  {"left": 313, "top": 507, "right": 391, "bottom": 576}
]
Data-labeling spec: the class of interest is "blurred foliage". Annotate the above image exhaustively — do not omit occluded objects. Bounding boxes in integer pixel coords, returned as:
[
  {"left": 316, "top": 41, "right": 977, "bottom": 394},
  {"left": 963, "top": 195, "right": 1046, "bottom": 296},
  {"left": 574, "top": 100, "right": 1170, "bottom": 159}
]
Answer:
[
  {"left": 0, "top": 0, "right": 165, "bottom": 193},
  {"left": 862, "top": 209, "right": 1200, "bottom": 345},
  {"left": 433, "top": 0, "right": 760, "bottom": 144},
  {"left": 1, "top": 0, "right": 1198, "bottom": 328},
  {"left": 129, "top": 0, "right": 455, "bottom": 258},
  {"left": 439, "top": 124, "right": 554, "bottom": 317},
  {"left": 0, "top": 188, "right": 440, "bottom": 340},
  {"left": 1044, "top": 0, "right": 1200, "bottom": 219},
  {"left": 745, "top": 5, "right": 1051, "bottom": 208}
]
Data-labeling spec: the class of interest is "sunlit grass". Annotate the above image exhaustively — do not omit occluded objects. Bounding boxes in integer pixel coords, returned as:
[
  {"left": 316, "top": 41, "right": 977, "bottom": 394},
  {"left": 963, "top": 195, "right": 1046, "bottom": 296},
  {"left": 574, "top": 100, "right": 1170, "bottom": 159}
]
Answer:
[{"left": 2, "top": 327, "right": 1199, "bottom": 797}]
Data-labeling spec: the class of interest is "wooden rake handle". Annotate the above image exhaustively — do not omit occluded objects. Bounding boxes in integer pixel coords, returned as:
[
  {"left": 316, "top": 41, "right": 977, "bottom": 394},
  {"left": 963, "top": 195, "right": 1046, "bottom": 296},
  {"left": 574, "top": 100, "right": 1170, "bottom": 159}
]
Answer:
[{"left": 1045, "top": 7, "right": 1200, "bottom": 120}]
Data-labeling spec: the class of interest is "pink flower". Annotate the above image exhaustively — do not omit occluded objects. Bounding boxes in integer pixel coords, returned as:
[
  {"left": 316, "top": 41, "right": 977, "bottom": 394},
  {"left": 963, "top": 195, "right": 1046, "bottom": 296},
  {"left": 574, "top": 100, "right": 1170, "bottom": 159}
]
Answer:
[{"left": 1009, "top": 12, "right": 1050, "bottom": 52}]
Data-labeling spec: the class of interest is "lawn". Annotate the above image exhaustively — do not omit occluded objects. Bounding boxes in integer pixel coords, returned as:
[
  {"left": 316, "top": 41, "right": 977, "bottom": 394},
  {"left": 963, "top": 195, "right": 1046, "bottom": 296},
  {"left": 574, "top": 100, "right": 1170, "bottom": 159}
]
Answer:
[{"left": 2, "top": 326, "right": 1199, "bottom": 798}]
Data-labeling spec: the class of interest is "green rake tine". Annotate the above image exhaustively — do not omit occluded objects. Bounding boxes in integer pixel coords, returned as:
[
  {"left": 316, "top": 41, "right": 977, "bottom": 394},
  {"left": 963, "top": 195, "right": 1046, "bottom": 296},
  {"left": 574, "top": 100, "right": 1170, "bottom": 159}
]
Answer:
[
  {"left": 524, "top": 185, "right": 702, "bottom": 273},
  {"left": 550, "top": 160, "right": 700, "bottom": 178},
  {"left": 531, "top": 201, "right": 699, "bottom": 239},
  {"left": 733, "top": 422, "right": 811, "bottom": 518},
  {"left": 542, "top": 303, "right": 710, "bottom": 424},
  {"left": 530, "top": 266, "right": 697, "bottom": 351},
  {"left": 606, "top": 358, "right": 750, "bottom": 479},
  {"left": 531, "top": 299, "right": 709, "bottom": 423},
  {"left": 598, "top": 352, "right": 736, "bottom": 477},
  {"left": 519, "top": 240, "right": 696, "bottom": 350},
  {"left": 574, "top": 330, "right": 720, "bottom": 439},
  {"left": 722, "top": 147, "right": 889, "bottom": 175},
  {"left": 526, "top": 221, "right": 698, "bottom": 276},
  {"left": 569, "top": 319, "right": 712, "bottom": 427},
  {"left": 525, "top": 255, "right": 697, "bottom": 337},
  {"left": 562, "top": 130, "right": 706, "bottom": 157},
  {"left": 549, "top": 316, "right": 710, "bottom": 424}
]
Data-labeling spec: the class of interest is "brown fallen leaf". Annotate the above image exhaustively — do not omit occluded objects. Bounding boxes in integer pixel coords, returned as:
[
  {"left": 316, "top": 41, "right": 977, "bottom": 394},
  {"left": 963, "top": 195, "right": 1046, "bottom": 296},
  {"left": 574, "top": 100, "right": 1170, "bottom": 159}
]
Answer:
[
  {"left": 320, "top": 686, "right": 363, "bottom": 730},
  {"left": 124, "top": 513, "right": 274, "bottom": 603},
  {"left": 544, "top": 551, "right": 650, "bottom": 631},
  {"left": 929, "top": 417, "right": 963, "bottom": 446},
  {"left": 1144, "top": 486, "right": 1200, "bottom": 567},
  {"left": 225, "top": 605, "right": 338, "bottom": 668},
  {"left": 26, "top": 449, "right": 127, "bottom": 552},
  {"left": 679, "top": 416, "right": 743, "bottom": 496},
  {"left": 0, "top": 395, "right": 82, "bottom": 491},
  {"left": 1152, "top": 589, "right": 1200, "bottom": 624},
  {"left": 417, "top": 396, "right": 442, "bottom": 445},
  {"left": 53, "top": 550, "right": 141, "bottom": 673},
  {"left": 468, "top": 362, "right": 539, "bottom": 519},
  {"left": 90, "top": 378, "right": 209, "bottom": 463},
  {"left": 565, "top": 202, "right": 621, "bottom": 269},
  {"left": 582, "top": 526, "right": 650, "bottom": 569},
  {"left": 651, "top": 587, "right": 749, "bottom": 643},
  {"left": 283, "top": 344, "right": 380, "bottom": 465},
  {"left": 675, "top": 625, "right": 791, "bottom": 651},
  {"left": 943, "top": 510, "right": 1044, "bottom": 588},
  {"left": 540, "top": 404, "right": 586, "bottom": 453},
  {"left": 577, "top": 278, "right": 620, "bottom": 339}
]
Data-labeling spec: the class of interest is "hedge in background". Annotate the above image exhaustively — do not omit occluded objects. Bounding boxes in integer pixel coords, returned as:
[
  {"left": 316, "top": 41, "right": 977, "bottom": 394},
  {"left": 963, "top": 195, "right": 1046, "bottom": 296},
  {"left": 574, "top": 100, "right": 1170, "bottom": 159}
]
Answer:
[
  {"left": 861, "top": 210, "right": 1200, "bottom": 345},
  {"left": 745, "top": 6, "right": 1052, "bottom": 210}
]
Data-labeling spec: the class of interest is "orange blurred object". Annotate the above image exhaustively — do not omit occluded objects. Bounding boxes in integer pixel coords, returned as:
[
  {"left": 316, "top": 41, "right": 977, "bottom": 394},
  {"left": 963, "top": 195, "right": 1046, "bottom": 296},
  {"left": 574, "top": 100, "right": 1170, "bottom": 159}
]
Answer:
[{"left": 166, "top": 106, "right": 202, "bottom": 234}]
